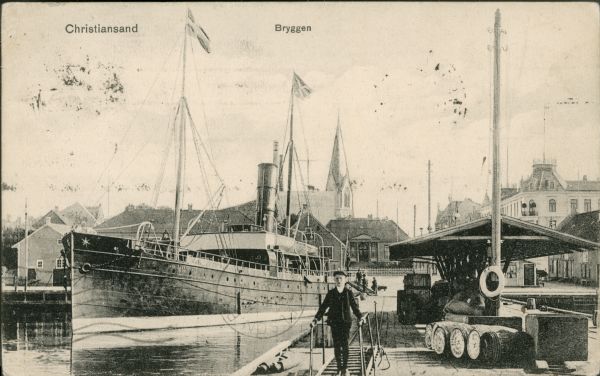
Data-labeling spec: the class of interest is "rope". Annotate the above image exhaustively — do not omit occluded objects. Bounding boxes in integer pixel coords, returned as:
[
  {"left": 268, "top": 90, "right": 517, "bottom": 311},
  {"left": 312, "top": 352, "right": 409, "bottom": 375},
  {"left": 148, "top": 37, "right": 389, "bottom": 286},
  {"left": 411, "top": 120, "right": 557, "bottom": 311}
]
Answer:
[
  {"left": 89, "top": 32, "right": 184, "bottom": 204},
  {"left": 151, "top": 102, "right": 180, "bottom": 207},
  {"left": 95, "top": 222, "right": 147, "bottom": 231}
]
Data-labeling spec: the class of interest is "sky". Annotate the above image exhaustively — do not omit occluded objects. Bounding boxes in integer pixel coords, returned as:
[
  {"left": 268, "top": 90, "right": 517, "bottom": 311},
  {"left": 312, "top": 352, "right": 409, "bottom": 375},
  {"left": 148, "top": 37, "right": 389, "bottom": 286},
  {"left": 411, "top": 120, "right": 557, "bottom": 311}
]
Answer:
[{"left": 2, "top": 3, "right": 599, "bottom": 235}]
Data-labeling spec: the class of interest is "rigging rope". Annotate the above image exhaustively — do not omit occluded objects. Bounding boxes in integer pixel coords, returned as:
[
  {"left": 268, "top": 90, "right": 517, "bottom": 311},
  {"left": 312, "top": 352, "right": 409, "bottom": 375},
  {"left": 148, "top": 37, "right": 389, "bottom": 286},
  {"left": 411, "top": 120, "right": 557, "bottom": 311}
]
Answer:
[{"left": 89, "top": 32, "right": 184, "bottom": 203}]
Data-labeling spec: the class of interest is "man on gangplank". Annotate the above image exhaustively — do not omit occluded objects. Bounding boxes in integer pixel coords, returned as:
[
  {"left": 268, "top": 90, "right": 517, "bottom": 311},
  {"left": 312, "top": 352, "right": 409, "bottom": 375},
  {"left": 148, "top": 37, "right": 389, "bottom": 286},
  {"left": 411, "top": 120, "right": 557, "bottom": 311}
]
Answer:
[{"left": 311, "top": 270, "right": 365, "bottom": 376}]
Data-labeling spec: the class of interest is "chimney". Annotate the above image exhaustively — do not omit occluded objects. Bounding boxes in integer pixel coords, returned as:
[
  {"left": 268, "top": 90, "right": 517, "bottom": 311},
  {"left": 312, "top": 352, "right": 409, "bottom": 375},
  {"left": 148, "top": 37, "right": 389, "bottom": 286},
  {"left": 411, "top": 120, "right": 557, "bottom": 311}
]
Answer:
[
  {"left": 368, "top": 214, "right": 373, "bottom": 220},
  {"left": 45, "top": 216, "right": 52, "bottom": 224},
  {"left": 582, "top": 175, "right": 587, "bottom": 181},
  {"left": 54, "top": 206, "right": 59, "bottom": 212},
  {"left": 188, "top": 203, "right": 193, "bottom": 211}
]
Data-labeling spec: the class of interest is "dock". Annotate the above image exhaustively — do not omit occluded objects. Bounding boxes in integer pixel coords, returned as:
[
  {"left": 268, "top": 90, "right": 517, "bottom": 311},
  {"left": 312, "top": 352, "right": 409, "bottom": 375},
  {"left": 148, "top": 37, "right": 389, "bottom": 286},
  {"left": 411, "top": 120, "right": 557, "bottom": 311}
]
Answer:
[{"left": 236, "top": 299, "right": 599, "bottom": 376}]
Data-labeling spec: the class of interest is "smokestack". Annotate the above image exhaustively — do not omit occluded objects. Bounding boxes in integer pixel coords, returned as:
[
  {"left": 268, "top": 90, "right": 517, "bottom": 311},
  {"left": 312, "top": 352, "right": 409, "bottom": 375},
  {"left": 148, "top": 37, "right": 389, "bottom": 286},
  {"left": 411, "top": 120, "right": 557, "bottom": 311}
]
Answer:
[
  {"left": 256, "top": 163, "right": 278, "bottom": 232},
  {"left": 273, "top": 141, "right": 279, "bottom": 165}
]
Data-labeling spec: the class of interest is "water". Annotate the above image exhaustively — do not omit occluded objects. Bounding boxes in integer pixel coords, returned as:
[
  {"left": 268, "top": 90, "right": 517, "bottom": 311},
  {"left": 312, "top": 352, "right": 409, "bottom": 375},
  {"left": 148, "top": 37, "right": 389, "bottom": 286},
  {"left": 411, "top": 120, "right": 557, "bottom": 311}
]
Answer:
[{"left": 2, "top": 313, "right": 313, "bottom": 375}]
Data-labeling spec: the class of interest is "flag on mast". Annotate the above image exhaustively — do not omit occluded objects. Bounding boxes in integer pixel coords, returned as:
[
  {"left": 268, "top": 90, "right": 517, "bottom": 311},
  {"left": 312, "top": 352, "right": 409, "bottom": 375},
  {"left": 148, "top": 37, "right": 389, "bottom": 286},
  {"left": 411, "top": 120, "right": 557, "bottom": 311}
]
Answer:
[
  {"left": 187, "top": 9, "right": 211, "bottom": 53},
  {"left": 292, "top": 72, "right": 312, "bottom": 98}
]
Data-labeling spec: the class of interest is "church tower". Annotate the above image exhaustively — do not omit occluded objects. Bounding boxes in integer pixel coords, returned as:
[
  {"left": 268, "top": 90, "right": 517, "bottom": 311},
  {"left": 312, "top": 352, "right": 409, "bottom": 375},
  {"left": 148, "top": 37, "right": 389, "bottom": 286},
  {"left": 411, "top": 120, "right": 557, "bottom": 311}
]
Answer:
[{"left": 326, "top": 113, "right": 353, "bottom": 218}]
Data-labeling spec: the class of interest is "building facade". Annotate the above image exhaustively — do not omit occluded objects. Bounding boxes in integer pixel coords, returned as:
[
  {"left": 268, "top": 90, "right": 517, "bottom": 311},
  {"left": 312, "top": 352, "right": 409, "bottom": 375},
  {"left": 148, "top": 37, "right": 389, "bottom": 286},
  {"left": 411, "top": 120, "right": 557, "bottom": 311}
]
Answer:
[
  {"left": 435, "top": 198, "right": 483, "bottom": 230},
  {"left": 480, "top": 159, "right": 600, "bottom": 228},
  {"left": 479, "top": 159, "right": 600, "bottom": 283},
  {"left": 326, "top": 217, "right": 409, "bottom": 265},
  {"left": 12, "top": 221, "right": 71, "bottom": 286},
  {"left": 550, "top": 210, "right": 599, "bottom": 285}
]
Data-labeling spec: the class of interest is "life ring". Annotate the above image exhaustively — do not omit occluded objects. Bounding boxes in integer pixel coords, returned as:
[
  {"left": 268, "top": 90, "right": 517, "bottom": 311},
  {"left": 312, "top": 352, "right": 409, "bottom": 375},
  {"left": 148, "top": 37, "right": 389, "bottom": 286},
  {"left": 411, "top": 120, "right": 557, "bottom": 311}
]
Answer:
[
  {"left": 479, "top": 265, "right": 505, "bottom": 298},
  {"left": 80, "top": 263, "right": 92, "bottom": 274}
]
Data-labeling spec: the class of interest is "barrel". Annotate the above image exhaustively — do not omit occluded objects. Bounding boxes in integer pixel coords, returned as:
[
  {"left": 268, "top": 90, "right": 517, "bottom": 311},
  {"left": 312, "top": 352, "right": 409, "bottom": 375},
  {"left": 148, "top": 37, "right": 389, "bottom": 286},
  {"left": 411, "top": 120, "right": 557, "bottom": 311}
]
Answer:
[
  {"left": 466, "top": 325, "right": 518, "bottom": 361},
  {"left": 449, "top": 323, "right": 473, "bottom": 358},
  {"left": 424, "top": 323, "right": 434, "bottom": 349},
  {"left": 431, "top": 321, "right": 456, "bottom": 355},
  {"left": 479, "top": 327, "right": 520, "bottom": 364},
  {"left": 526, "top": 298, "right": 536, "bottom": 310}
]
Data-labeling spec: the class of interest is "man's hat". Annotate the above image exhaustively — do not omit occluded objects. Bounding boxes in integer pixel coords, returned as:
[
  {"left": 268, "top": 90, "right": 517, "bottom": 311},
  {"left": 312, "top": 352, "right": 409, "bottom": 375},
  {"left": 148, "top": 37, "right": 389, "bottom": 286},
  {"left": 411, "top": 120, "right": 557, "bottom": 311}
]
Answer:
[{"left": 333, "top": 270, "right": 348, "bottom": 277}]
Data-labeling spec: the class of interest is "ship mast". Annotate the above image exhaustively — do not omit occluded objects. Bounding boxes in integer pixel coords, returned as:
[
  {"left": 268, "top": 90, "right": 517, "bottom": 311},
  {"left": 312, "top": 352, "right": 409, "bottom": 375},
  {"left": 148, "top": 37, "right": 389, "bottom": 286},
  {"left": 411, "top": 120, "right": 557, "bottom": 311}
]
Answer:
[
  {"left": 173, "top": 21, "right": 189, "bottom": 250},
  {"left": 285, "top": 85, "right": 295, "bottom": 236}
]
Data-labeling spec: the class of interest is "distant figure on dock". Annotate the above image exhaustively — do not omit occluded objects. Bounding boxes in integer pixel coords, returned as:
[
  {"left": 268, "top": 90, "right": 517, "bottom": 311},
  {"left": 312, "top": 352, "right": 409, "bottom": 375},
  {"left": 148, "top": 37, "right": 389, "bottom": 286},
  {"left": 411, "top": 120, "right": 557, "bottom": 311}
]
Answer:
[
  {"left": 311, "top": 270, "right": 365, "bottom": 376},
  {"left": 371, "top": 277, "right": 378, "bottom": 295},
  {"left": 345, "top": 254, "right": 351, "bottom": 271},
  {"left": 361, "top": 272, "right": 368, "bottom": 292}
]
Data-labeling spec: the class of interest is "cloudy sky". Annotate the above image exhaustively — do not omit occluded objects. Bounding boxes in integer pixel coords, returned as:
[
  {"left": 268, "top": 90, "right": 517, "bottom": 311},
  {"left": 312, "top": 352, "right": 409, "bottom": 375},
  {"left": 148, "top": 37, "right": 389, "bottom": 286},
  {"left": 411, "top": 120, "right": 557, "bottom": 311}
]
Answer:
[{"left": 2, "top": 3, "right": 599, "bottom": 234}]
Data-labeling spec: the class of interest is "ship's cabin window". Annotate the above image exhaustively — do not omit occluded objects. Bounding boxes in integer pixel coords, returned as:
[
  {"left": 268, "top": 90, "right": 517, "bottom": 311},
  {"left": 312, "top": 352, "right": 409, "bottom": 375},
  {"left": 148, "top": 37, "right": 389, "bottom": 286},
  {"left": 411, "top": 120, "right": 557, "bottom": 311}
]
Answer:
[{"left": 549, "top": 199, "right": 556, "bottom": 213}]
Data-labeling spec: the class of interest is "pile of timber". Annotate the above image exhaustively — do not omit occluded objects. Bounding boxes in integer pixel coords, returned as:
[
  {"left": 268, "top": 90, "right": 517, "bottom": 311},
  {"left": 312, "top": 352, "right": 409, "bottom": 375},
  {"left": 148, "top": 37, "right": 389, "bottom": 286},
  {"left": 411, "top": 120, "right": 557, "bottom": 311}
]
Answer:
[{"left": 425, "top": 321, "right": 533, "bottom": 365}]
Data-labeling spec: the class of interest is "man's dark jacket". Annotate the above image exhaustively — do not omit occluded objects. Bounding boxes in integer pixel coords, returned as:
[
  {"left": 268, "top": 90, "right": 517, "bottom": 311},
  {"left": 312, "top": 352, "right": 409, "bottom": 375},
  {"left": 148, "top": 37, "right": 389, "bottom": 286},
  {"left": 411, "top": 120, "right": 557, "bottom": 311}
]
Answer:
[{"left": 314, "top": 286, "right": 362, "bottom": 326}]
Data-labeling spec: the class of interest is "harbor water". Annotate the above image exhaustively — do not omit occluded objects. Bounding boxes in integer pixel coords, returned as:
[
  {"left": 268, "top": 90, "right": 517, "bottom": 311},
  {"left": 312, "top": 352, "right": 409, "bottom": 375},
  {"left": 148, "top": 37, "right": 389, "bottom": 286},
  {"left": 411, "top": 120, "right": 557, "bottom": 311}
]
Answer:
[{"left": 1, "top": 312, "right": 313, "bottom": 376}]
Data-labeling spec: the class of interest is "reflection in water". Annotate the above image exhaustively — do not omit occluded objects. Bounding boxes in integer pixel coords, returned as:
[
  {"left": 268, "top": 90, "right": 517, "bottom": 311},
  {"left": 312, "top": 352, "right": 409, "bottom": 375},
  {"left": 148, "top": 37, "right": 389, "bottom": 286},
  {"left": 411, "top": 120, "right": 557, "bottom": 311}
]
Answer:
[{"left": 2, "top": 314, "right": 312, "bottom": 376}]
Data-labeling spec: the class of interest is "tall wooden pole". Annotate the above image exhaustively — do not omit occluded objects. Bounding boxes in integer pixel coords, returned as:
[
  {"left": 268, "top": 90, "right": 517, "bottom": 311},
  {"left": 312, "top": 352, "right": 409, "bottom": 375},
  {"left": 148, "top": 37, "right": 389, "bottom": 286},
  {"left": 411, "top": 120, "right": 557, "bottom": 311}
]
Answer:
[
  {"left": 173, "top": 23, "right": 188, "bottom": 250},
  {"left": 427, "top": 160, "right": 432, "bottom": 233},
  {"left": 413, "top": 204, "right": 416, "bottom": 238},
  {"left": 24, "top": 199, "right": 29, "bottom": 293},
  {"left": 286, "top": 85, "right": 294, "bottom": 236},
  {"left": 491, "top": 9, "right": 502, "bottom": 268}
]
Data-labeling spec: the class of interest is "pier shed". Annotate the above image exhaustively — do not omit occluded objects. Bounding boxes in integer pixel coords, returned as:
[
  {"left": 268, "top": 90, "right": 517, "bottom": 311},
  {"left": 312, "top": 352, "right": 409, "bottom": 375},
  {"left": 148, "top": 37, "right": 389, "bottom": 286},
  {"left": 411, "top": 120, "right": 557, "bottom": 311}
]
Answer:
[{"left": 389, "top": 216, "right": 600, "bottom": 286}]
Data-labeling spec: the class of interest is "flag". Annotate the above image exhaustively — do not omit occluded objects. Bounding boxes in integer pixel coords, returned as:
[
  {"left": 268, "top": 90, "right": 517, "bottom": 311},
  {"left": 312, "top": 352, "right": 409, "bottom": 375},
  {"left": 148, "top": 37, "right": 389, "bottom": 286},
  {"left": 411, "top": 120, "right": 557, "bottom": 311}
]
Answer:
[
  {"left": 292, "top": 72, "right": 312, "bottom": 98},
  {"left": 187, "top": 9, "right": 211, "bottom": 53}
]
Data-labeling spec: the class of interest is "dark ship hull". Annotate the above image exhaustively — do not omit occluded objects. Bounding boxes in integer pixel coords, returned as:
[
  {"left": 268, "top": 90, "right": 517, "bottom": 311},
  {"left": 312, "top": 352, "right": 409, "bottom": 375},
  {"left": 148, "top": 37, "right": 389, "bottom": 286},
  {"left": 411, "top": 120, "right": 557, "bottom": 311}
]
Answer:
[{"left": 65, "top": 231, "right": 331, "bottom": 332}]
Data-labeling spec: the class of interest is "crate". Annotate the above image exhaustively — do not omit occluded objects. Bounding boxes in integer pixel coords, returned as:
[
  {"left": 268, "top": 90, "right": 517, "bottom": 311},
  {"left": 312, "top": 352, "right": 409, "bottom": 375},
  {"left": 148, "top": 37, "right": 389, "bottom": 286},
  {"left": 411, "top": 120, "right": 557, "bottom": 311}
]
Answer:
[
  {"left": 404, "top": 273, "right": 431, "bottom": 289},
  {"left": 525, "top": 314, "right": 588, "bottom": 361}
]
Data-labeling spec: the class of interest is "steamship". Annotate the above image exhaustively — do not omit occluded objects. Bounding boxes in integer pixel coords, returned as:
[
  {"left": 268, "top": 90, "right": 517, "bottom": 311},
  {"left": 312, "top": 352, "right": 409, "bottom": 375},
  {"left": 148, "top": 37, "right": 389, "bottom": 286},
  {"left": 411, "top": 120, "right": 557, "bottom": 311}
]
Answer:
[{"left": 64, "top": 11, "right": 334, "bottom": 333}]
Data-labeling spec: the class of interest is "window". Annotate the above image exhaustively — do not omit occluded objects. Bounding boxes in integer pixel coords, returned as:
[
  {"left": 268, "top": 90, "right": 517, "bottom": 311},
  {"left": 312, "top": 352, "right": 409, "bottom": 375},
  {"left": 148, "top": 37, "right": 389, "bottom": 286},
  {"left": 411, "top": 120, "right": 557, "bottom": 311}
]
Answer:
[
  {"left": 343, "top": 188, "right": 351, "bottom": 208},
  {"left": 319, "top": 246, "right": 333, "bottom": 259},
  {"left": 384, "top": 245, "right": 390, "bottom": 260},
  {"left": 549, "top": 199, "right": 556, "bottom": 213},
  {"left": 36, "top": 260, "right": 43, "bottom": 268},
  {"left": 549, "top": 181, "right": 555, "bottom": 189},
  {"left": 56, "top": 238, "right": 62, "bottom": 245},
  {"left": 528, "top": 200, "right": 537, "bottom": 216},
  {"left": 507, "top": 264, "right": 517, "bottom": 278},
  {"left": 570, "top": 199, "right": 578, "bottom": 213},
  {"left": 584, "top": 199, "right": 591, "bottom": 212},
  {"left": 56, "top": 259, "right": 64, "bottom": 268}
]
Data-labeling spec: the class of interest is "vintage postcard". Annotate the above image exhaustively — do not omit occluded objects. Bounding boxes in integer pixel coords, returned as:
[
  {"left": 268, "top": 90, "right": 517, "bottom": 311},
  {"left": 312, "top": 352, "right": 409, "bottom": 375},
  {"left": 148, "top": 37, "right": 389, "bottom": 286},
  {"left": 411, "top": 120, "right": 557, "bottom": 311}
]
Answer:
[{"left": 1, "top": 3, "right": 599, "bottom": 376}]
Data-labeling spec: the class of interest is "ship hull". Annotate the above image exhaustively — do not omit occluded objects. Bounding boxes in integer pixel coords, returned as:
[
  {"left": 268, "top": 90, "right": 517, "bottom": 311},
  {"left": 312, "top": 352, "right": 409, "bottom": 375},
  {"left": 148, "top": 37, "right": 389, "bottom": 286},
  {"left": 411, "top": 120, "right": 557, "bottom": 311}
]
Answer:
[{"left": 66, "top": 232, "right": 330, "bottom": 332}]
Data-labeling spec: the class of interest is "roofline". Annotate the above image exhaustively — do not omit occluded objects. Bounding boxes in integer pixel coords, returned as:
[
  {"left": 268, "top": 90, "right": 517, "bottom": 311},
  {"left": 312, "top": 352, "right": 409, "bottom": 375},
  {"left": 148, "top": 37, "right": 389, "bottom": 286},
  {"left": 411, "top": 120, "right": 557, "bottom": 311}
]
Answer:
[
  {"left": 392, "top": 215, "right": 600, "bottom": 249},
  {"left": 11, "top": 223, "right": 69, "bottom": 249}
]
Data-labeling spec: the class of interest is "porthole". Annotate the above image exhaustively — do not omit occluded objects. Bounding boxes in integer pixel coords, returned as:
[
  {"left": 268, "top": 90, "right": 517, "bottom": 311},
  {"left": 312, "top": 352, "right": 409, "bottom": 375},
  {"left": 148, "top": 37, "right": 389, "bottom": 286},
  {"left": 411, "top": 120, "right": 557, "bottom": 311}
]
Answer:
[{"left": 211, "top": 274, "right": 214, "bottom": 279}]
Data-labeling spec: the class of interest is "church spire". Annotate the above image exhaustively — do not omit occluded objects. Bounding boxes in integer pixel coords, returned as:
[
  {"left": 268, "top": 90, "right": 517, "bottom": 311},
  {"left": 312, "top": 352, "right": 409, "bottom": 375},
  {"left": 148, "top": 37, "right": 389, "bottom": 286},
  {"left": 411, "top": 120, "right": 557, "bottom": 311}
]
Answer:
[{"left": 326, "top": 112, "right": 343, "bottom": 191}]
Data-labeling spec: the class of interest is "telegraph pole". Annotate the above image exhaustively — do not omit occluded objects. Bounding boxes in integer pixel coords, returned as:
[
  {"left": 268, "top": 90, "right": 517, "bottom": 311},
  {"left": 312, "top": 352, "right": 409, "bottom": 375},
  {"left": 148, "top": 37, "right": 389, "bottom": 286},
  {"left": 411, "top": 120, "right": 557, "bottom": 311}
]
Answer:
[
  {"left": 427, "top": 160, "right": 432, "bottom": 233},
  {"left": 413, "top": 204, "right": 416, "bottom": 238},
  {"left": 491, "top": 8, "right": 502, "bottom": 268}
]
